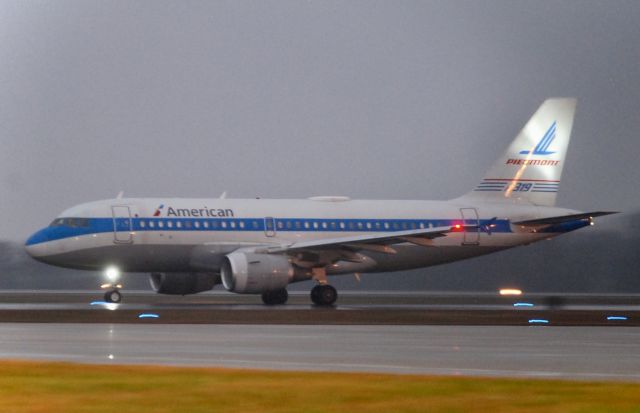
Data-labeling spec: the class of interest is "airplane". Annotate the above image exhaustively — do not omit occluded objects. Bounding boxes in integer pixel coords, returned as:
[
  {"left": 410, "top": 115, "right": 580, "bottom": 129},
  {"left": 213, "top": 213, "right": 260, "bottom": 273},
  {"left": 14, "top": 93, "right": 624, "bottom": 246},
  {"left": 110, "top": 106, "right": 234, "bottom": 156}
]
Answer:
[{"left": 25, "top": 98, "right": 615, "bottom": 305}]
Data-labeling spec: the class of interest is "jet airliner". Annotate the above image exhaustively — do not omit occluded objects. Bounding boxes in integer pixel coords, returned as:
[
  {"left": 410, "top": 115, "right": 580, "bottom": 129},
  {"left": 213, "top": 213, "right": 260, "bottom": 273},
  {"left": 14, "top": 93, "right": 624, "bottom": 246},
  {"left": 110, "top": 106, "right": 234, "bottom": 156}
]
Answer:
[{"left": 25, "top": 98, "right": 615, "bottom": 305}]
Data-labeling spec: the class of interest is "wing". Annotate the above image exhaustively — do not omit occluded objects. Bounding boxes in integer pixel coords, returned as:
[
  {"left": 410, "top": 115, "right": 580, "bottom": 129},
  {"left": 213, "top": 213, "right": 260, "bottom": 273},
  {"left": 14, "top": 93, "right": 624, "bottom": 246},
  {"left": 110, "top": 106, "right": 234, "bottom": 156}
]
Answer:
[
  {"left": 264, "top": 225, "right": 455, "bottom": 255},
  {"left": 513, "top": 211, "right": 618, "bottom": 226}
]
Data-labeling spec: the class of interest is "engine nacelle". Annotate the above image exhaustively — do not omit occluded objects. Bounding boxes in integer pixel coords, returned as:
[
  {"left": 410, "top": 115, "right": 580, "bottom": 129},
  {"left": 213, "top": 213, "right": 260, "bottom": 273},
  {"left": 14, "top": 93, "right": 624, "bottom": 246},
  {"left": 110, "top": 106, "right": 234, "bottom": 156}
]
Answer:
[
  {"left": 149, "top": 272, "right": 218, "bottom": 295},
  {"left": 221, "top": 252, "right": 293, "bottom": 294}
]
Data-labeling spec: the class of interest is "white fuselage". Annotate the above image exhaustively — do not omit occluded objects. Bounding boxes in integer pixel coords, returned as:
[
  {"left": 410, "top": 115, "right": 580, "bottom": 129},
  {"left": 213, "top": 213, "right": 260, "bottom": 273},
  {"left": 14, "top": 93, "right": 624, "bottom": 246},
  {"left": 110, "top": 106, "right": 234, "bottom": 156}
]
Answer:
[{"left": 25, "top": 197, "right": 582, "bottom": 280}]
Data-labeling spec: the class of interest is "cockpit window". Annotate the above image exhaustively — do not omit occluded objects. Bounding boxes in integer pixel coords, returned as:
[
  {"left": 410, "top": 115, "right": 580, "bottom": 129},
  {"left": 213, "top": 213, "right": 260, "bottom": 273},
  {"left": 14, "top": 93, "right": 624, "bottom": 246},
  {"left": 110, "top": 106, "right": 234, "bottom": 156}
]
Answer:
[
  {"left": 50, "top": 218, "right": 65, "bottom": 227},
  {"left": 49, "top": 218, "right": 90, "bottom": 228}
]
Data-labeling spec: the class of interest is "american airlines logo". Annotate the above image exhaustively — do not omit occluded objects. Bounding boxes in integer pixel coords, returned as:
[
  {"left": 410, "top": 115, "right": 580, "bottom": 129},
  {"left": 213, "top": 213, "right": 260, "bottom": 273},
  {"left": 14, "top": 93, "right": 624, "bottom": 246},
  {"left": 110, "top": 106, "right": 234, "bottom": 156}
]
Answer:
[
  {"left": 153, "top": 204, "right": 164, "bottom": 217},
  {"left": 152, "top": 204, "right": 235, "bottom": 217}
]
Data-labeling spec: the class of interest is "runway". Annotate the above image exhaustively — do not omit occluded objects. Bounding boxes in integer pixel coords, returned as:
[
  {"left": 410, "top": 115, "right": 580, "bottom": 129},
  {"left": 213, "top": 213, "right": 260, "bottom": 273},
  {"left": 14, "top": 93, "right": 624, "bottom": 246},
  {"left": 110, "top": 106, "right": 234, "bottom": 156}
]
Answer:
[
  {"left": 0, "top": 291, "right": 637, "bottom": 326},
  {"left": 0, "top": 291, "right": 638, "bottom": 380},
  {"left": 1, "top": 323, "right": 638, "bottom": 381}
]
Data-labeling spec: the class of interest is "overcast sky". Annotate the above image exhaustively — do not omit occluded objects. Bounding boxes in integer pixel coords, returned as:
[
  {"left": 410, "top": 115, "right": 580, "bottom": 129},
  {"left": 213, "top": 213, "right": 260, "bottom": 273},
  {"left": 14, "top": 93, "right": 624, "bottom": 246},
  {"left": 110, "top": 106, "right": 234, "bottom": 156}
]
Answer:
[{"left": 2, "top": 1, "right": 639, "bottom": 241}]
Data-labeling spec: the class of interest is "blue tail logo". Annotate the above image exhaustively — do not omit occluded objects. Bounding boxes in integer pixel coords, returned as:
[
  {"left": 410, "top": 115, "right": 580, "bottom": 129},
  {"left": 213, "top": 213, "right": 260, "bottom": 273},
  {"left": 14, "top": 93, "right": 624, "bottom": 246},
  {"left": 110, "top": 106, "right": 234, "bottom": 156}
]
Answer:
[{"left": 520, "top": 121, "right": 556, "bottom": 155}]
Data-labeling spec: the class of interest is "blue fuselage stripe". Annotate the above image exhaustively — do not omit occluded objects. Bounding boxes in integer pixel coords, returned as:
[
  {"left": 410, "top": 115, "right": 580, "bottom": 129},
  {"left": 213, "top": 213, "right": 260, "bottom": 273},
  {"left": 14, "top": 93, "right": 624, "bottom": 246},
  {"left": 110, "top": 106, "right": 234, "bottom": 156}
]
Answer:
[{"left": 26, "top": 217, "right": 515, "bottom": 246}]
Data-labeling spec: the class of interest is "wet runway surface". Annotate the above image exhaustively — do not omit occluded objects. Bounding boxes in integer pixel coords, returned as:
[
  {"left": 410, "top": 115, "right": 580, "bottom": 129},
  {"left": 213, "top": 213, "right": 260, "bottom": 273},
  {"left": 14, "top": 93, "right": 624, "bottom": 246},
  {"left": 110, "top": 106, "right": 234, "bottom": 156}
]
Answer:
[
  {"left": 0, "top": 291, "right": 638, "bottom": 380},
  {"left": 0, "top": 291, "right": 637, "bottom": 326},
  {"left": 1, "top": 323, "right": 638, "bottom": 381}
]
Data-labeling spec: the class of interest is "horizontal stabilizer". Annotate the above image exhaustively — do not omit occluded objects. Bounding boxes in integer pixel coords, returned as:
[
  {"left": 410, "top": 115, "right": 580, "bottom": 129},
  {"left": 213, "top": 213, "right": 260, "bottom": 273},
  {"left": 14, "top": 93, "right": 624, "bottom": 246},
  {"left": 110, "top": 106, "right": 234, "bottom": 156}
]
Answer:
[{"left": 513, "top": 211, "right": 618, "bottom": 226}]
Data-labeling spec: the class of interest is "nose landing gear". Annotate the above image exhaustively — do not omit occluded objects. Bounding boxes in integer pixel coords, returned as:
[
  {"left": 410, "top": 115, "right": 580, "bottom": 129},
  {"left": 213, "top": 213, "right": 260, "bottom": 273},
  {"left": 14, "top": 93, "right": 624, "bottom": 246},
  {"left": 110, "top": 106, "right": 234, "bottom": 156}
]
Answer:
[{"left": 101, "top": 283, "right": 123, "bottom": 303}]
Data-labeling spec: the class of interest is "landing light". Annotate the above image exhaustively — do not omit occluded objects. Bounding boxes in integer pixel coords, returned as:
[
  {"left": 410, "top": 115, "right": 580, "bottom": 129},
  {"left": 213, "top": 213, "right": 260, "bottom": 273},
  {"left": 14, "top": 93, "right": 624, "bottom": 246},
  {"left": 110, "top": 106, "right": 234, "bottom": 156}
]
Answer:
[
  {"left": 105, "top": 266, "right": 120, "bottom": 282},
  {"left": 500, "top": 288, "right": 522, "bottom": 296}
]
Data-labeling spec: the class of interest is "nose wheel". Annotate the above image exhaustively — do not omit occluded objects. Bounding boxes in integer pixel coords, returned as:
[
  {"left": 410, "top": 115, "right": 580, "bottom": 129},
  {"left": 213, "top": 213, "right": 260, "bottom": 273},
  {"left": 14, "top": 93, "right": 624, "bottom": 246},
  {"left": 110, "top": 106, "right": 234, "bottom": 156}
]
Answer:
[
  {"left": 101, "top": 283, "right": 123, "bottom": 303},
  {"left": 311, "top": 285, "right": 338, "bottom": 306}
]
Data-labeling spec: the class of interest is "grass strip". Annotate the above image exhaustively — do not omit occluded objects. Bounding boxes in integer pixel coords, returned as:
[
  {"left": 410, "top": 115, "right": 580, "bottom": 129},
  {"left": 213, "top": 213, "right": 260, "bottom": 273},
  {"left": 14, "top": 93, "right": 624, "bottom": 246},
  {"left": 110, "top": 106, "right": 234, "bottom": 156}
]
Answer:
[{"left": 0, "top": 360, "right": 638, "bottom": 413}]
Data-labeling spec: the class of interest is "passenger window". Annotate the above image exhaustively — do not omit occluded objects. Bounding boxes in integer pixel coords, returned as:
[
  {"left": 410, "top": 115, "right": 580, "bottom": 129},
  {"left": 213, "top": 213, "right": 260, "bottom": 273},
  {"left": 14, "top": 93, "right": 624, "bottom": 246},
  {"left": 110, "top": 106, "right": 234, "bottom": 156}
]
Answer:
[
  {"left": 330, "top": 222, "right": 336, "bottom": 229},
  {"left": 240, "top": 221, "right": 246, "bottom": 229},
  {"left": 140, "top": 221, "right": 146, "bottom": 228},
  {"left": 286, "top": 221, "right": 292, "bottom": 229},
  {"left": 313, "top": 222, "right": 318, "bottom": 229},
  {"left": 366, "top": 222, "right": 372, "bottom": 229},
  {"left": 339, "top": 222, "right": 345, "bottom": 229},
  {"left": 402, "top": 222, "right": 408, "bottom": 230},
  {"left": 230, "top": 221, "right": 236, "bottom": 228},
  {"left": 176, "top": 221, "right": 182, "bottom": 228},
  {"left": 149, "top": 221, "right": 155, "bottom": 228},
  {"left": 322, "top": 222, "right": 327, "bottom": 229},
  {"left": 221, "top": 222, "right": 227, "bottom": 228},
  {"left": 295, "top": 221, "right": 301, "bottom": 229},
  {"left": 384, "top": 222, "right": 390, "bottom": 229},
  {"left": 211, "top": 220, "right": 218, "bottom": 228},
  {"left": 419, "top": 222, "right": 425, "bottom": 229},
  {"left": 167, "top": 221, "right": 173, "bottom": 228},
  {"left": 277, "top": 221, "right": 283, "bottom": 229},
  {"left": 158, "top": 221, "right": 165, "bottom": 228},
  {"left": 203, "top": 221, "right": 209, "bottom": 229},
  {"left": 194, "top": 221, "right": 200, "bottom": 229},
  {"left": 304, "top": 222, "right": 310, "bottom": 229},
  {"left": 393, "top": 222, "right": 400, "bottom": 230}
]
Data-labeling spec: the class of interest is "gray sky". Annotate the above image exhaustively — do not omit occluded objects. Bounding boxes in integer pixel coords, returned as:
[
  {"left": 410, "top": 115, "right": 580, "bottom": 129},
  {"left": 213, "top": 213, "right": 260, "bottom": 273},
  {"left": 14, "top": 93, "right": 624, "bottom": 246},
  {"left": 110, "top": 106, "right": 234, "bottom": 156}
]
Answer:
[{"left": 2, "top": 1, "right": 640, "bottom": 241}]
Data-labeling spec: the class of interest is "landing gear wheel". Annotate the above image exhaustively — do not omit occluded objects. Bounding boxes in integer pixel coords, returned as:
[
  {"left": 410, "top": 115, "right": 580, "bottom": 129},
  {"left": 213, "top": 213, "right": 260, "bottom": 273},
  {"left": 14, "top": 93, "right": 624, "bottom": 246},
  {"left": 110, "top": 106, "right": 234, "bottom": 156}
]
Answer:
[
  {"left": 104, "top": 289, "right": 122, "bottom": 303},
  {"left": 261, "top": 289, "right": 288, "bottom": 305},
  {"left": 310, "top": 285, "right": 338, "bottom": 306}
]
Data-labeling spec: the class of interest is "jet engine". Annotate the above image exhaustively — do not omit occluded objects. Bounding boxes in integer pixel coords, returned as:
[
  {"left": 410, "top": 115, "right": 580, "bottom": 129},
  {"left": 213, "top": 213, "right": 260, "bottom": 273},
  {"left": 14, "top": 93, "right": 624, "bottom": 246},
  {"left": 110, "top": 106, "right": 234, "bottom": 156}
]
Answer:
[
  {"left": 149, "top": 272, "right": 218, "bottom": 295},
  {"left": 221, "top": 252, "right": 293, "bottom": 294}
]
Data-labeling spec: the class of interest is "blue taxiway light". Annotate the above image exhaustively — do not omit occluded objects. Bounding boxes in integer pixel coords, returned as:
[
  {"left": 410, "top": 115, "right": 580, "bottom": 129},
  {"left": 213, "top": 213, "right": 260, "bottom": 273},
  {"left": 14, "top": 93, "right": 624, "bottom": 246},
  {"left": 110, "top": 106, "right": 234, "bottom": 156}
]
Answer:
[
  {"left": 138, "top": 313, "right": 160, "bottom": 319},
  {"left": 528, "top": 319, "right": 549, "bottom": 324},
  {"left": 606, "top": 316, "right": 628, "bottom": 321},
  {"left": 513, "top": 302, "right": 534, "bottom": 307}
]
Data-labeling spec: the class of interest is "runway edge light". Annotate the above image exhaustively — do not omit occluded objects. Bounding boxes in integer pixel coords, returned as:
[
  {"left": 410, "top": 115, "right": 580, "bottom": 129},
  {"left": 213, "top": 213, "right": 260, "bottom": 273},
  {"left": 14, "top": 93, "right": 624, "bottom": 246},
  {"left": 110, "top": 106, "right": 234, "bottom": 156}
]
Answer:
[{"left": 500, "top": 289, "right": 522, "bottom": 296}]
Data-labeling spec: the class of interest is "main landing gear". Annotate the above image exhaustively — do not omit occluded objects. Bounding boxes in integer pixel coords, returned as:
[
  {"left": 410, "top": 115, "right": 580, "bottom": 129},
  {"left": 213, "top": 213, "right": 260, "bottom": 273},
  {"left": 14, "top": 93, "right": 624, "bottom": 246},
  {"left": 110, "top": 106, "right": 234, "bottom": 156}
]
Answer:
[
  {"left": 261, "top": 288, "right": 289, "bottom": 305},
  {"left": 310, "top": 284, "right": 338, "bottom": 306},
  {"left": 310, "top": 267, "right": 338, "bottom": 306},
  {"left": 102, "top": 283, "right": 123, "bottom": 303}
]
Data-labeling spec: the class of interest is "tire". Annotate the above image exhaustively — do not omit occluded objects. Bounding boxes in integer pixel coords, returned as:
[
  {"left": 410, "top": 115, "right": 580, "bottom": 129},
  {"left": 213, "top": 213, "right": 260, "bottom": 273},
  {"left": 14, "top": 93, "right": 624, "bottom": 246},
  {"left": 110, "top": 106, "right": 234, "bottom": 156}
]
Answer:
[
  {"left": 310, "top": 285, "right": 337, "bottom": 306},
  {"left": 262, "top": 289, "right": 288, "bottom": 305},
  {"left": 104, "top": 290, "right": 122, "bottom": 303}
]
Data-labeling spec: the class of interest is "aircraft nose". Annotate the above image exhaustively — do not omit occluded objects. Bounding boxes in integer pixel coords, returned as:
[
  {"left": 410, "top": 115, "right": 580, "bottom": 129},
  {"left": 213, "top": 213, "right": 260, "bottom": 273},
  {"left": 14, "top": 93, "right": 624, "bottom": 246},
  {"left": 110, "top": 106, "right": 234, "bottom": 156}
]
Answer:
[{"left": 25, "top": 228, "right": 50, "bottom": 259}]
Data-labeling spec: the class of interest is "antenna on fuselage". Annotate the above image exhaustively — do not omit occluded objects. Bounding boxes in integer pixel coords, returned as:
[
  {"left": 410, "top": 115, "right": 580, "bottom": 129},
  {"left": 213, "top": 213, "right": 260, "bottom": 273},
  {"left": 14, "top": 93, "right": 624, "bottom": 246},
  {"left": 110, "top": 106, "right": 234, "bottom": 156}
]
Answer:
[
  {"left": 219, "top": 191, "right": 227, "bottom": 199},
  {"left": 116, "top": 191, "right": 124, "bottom": 199}
]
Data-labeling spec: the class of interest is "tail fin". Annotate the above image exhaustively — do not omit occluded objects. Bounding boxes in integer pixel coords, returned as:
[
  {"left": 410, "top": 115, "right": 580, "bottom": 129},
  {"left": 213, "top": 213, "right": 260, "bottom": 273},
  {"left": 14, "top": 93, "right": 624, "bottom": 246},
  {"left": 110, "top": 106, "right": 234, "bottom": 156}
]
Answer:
[{"left": 459, "top": 98, "right": 577, "bottom": 206}]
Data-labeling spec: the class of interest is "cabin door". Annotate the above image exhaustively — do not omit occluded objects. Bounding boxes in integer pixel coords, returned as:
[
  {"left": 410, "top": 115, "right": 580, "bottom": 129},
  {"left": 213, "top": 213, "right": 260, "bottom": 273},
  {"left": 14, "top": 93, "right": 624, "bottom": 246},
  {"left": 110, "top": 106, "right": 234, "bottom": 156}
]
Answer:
[
  {"left": 264, "top": 217, "right": 276, "bottom": 237},
  {"left": 459, "top": 208, "right": 480, "bottom": 245},
  {"left": 112, "top": 206, "right": 133, "bottom": 244}
]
